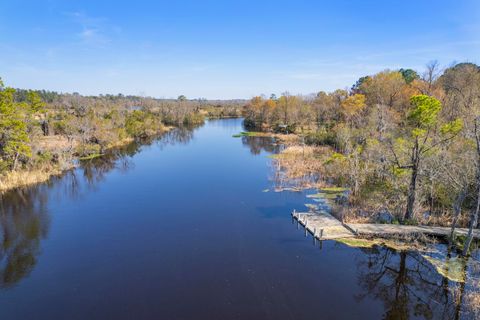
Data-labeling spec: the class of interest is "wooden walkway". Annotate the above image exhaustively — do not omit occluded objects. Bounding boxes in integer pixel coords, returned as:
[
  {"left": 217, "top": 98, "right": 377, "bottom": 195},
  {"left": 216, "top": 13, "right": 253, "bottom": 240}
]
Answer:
[
  {"left": 292, "top": 211, "right": 354, "bottom": 240},
  {"left": 346, "top": 223, "right": 480, "bottom": 239},
  {"left": 292, "top": 210, "right": 480, "bottom": 241}
]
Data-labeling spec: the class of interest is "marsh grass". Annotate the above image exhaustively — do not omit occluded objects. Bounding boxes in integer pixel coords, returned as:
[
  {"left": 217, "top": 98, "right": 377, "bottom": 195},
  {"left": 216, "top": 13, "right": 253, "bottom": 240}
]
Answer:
[
  {"left": 336, "top": 237, "right": 379, "bottom": 248},
  {"left": 271, "top": 145, "right": 327, "bottom": 190},
  {"left": 79, "top": 153, "right": 104, "bottom": 161},
  {"left": 0, "top": 168, "right": 64, "bottom": 193},
  {"left": 232, "top": 131, "right": 265, "bottom": 138},
  {"left": 336, "top": 232, "right": 437, "bottom": 251}
]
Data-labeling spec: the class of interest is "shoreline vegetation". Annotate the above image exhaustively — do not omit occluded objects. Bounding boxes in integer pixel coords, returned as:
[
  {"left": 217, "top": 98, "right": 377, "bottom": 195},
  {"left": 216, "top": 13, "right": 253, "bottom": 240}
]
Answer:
[
  {"left": 0, "top": 78, "right": 243, "bottom": 193},
  {"left": 242, "top": 61, "right": 480, "bottom": 259}
]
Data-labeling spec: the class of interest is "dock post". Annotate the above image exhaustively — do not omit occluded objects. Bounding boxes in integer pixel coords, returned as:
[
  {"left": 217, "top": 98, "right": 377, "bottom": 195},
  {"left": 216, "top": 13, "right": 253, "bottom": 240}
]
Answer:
[{"left": 320, "top": 229, "right": 324, "bottom": 239}]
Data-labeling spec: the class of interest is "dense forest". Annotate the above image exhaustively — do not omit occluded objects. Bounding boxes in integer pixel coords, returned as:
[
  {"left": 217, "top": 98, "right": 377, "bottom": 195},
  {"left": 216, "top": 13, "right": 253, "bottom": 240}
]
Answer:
[
  {"left": 244, "top": 61, "right": 480, "bottom": 255},
  {"left": 0, "top": 78, "right": 242, "bottom": 191}
]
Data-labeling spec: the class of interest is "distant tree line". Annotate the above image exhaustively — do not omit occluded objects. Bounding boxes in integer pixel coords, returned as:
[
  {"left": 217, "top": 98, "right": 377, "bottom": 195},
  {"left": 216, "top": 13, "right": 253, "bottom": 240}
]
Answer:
[{"left": 0, "top": 80, "right": 243, "bottom": 191}]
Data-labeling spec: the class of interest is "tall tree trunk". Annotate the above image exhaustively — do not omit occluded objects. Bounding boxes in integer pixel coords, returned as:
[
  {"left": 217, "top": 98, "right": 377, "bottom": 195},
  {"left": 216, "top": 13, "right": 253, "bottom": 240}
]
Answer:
[
  {"left": 463, "top": 119, "right": 480, "bottom": 256},
  {"left": 12, "top": 152, "right": 19, "bottom": 171},
  {"left": 405, "top": 140, "right": 419, "bottom": 221},
  {"left": 463, "top": 174, "right": 480, "bottom": 256},
  {"left": 386, "top": 252, "right": 408, "bottom": 319},
  {"left": 405, "top": 166, "right": 417, "bottom": 221},
  {"left": 450, "top": 190, "right": 466, "bottom": 248},
  {"left": 454, "top": 259, "right": 468, "bottom": 320},
  {"left": 41, "top": 119, "right": 49, "bottom": 136}
]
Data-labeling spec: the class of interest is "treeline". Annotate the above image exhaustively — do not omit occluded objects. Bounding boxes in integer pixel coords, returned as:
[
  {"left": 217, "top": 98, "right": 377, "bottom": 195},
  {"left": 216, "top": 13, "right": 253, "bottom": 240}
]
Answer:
[
  {"left": 0, "top": 79, "right": 242, "bottom": 191},
  {"left": 245, "top": 61, "right": 480, "bottom": 255}
]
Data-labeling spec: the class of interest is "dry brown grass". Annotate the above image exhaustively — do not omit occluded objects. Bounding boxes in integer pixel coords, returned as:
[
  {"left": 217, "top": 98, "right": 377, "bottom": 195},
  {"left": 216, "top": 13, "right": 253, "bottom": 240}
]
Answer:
[
  {"left": 0, "top": 168, "right": 65, "bottom": 193},
  {"left": 271, "top": 133, "right": 301, "bottom": 145},
  {"left": 2, "top": 134, "right": 85, "bottom": 193},
  {"left": 271, "top": 145, "right": 329, "bottom": 189},
  {"left": 35, "top": 135, "right": 77, "bottom": 151},
  {"left": 416, "top": 211, "right": 471, "bottom": 228},
  {"left": 333, "top": 206, "right": 375, "bottom": 224},
  {"left": 106, "top": 137, "right": 134, "bottom": 149}
]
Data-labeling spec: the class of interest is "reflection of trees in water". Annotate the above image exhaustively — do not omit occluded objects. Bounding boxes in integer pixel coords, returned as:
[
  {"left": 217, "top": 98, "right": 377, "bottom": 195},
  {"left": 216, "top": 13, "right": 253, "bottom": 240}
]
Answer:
[
  {"left": 239, "top": 135, "right": 320, "bottom": 189},
  {"left": 0, "top": 127, "right": 196, "bottom": 288},
  {"left": 355, "top": 247, "right": 476, "bottom": 320},
  {"left": 155, "top": 126, "right": 196, "bottom": 150},
  {"left": 0, "top": 187, "right": 50, "bottom": 288},
  {"left": 241, "top": 136, "right": 280, "bottom": 155},
  {"left": 80, "top": 127, "right": 197, "bottom": 187},
  {"left": 80, "top": 145, "right": 137, "bottom": 187},
  {"left": 269, "top": 161, "right": 321, "bottom": 191}
]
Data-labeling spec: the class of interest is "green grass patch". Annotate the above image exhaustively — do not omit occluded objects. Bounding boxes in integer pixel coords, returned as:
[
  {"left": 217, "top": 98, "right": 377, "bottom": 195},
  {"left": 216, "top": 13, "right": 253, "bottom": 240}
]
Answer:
[
  {"left": 321, "top": 187, "right": 348, "bottom": 193},
  {"left": 79, "top": 153, "right": 104, "bottom": 161},
  {"left": 336, "top": 238, "right": 379, "bottom": 248},
  {"left": 308, "top": 193, "right": 340, "bottom": 200},
  {"left": 307, "top": 193, "right": 338, "bottom": 200},
  {"left": 232, "top": 131, "right": 263, "bottom": 138},
  {"left": 306, "top": 187, "right": 348, "bottom": 200},
  {"left": 337, "top": 237, "right": 426, "bottom": 252}
]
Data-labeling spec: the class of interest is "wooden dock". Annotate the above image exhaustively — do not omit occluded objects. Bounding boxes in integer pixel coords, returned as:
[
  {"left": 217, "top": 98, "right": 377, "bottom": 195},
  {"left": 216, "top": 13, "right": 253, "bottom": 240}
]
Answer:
[
  {"left": 346, "top": 223, "right": 480, "bottom": 240},
  {"left": 292, "top": 211, "right": 354, "bottom": 240},
  {"left": 292, "top": 209, "right": 480, "bottom": 242}
]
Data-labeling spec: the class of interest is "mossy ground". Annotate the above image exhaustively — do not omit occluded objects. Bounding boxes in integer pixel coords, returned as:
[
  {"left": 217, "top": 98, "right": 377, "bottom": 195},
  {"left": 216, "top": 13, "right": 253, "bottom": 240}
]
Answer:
[
  {"left": 79, "top": 153, "right": 104, "bottom": 161},
  {"left": 232, "top": 131, "right": 265, "bottom": 138},
  {"left": 422, "top": 255, "right": 468, "bottom": 283},
  {"left": 306, "top": 187, "right": 347, "bottom": 200},
  {"left": 335, "top": 236, "right": 433, "bottom": 252},
  {"left": 336, "top": 238, "right": 380, "bottom": 248}
]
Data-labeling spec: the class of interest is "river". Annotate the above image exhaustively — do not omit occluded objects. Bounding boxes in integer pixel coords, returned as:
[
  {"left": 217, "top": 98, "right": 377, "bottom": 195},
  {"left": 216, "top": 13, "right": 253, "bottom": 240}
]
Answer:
[{"left": 0, "top": 118, "right": 474, "bottom": 319}]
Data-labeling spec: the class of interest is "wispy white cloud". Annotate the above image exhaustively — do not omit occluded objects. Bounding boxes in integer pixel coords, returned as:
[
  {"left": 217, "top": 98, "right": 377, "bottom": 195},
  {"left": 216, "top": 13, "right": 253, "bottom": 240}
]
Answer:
[
  {"left": 78, "top": 27, "right": 110, "bottom": 45},
  {"left": 66, "top": 11, "right": 117, "bottom": 46}
]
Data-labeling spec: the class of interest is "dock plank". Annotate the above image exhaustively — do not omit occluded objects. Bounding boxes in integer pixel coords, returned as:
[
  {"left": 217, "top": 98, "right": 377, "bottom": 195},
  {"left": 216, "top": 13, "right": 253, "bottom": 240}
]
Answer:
[
  {"left": 346, "top": 223, "right": 480, "bottom": 239},
  {"left": 293, "top": 211, "right": 354, "bottom": 240}
]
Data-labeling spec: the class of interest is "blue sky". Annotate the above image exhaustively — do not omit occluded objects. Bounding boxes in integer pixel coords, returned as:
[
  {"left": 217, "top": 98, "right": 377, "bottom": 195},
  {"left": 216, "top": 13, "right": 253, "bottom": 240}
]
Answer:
[{"left": 1, "top": 0, "right": 479, "bottom": 99}]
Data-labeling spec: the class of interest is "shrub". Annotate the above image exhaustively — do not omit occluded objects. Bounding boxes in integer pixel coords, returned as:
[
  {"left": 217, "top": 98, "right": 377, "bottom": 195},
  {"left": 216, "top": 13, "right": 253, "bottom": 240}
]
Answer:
[{"left": 305, "top": 130, "right": 337, "bottom": 147}]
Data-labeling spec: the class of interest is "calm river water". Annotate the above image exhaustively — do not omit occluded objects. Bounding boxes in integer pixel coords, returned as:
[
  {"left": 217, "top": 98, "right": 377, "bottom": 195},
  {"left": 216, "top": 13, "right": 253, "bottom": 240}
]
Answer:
[{"left": 0, "top": 119, "right": 474, "bottom": 319}]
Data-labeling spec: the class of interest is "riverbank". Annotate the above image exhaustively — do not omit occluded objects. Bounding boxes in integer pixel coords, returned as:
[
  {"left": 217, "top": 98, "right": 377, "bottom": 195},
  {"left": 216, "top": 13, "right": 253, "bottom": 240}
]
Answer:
[
  {"left": 0, "top": 126, "right": 174, "bottom": 194},
  {"left": 242, "top": 128, "right": 480, "bottom": 266},
  {"left": 0, "top": 167, "right": 69, "bottom": 193},
  {"left": 263, "top": 132, "right": 472, "bottom": 227}
]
